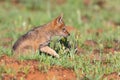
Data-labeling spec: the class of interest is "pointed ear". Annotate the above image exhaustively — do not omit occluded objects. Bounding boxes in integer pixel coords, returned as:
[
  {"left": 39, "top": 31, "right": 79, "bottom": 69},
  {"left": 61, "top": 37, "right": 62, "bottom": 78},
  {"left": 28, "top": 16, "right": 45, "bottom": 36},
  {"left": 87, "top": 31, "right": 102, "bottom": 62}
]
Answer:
[
  {"left": 52, "top": 14, "right": 64, "bottom": 29},
  {"left": 55, "top": 13, "right": 63, "bottom": 24}
]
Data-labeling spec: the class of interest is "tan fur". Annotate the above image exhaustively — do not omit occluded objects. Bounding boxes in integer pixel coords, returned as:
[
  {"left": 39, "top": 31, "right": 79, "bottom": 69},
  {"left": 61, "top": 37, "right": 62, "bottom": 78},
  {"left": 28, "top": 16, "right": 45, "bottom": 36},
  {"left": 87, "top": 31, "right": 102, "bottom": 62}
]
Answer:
[{"left": 12, "top": 14, "right": 70, "bottom": 58}]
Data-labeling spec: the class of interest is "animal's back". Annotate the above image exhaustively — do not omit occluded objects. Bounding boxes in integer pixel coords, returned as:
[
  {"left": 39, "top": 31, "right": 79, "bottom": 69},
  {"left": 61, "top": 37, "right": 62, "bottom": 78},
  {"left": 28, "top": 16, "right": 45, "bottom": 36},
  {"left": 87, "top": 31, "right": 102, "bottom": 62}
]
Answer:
[
  {"left": 12, "top": 25, "right": 48, "bottom": 52},
  {"left": 12, "top": 26, "right": 40, "bottom": 51},
  {"left": 12, "top": 33, "right": 30, "bottom": 51}
]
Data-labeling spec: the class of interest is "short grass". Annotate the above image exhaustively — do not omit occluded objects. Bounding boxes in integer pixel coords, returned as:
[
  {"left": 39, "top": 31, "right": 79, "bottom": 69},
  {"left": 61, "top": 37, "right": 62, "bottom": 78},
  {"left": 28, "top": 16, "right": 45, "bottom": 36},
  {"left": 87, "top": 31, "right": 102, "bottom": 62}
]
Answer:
[{"left": 0, "top": 0, "right": 120, "bottom": 79}]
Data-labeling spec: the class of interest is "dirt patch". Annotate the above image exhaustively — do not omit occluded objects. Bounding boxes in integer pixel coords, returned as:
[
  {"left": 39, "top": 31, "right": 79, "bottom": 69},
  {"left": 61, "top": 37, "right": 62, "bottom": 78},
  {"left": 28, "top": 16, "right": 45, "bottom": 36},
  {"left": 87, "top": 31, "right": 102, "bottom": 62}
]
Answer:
[
  {"left": 87, "top": 28, "right": 103, "bottom": 36},
  {"left": 0, "top": 55, "right": 76, "bottom": 80},
  {"left": 103, "top": 39, "right": 120, "bottom": 54},
  {"left": 76, "top": 46, "right": 85, "bottom": 55},
  {"left": 102, "top": 72, "right": 120, "bottom": 80},
  {"left": 26, "top": 67, "right": 76, "bottom": 80},
  {"left": 84, "top": 40, "right": 98, "bottom": 47},
  {"left": 83, "top": 0, "right": 91, "bottom": 6}
]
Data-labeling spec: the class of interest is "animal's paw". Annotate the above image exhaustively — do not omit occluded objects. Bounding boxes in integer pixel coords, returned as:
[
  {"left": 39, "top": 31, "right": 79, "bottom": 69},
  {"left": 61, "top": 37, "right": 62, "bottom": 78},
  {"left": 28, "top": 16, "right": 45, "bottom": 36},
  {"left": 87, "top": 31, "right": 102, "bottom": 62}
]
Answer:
[{"left": 55, "top": 54, "right": 59, "bottom": 58}]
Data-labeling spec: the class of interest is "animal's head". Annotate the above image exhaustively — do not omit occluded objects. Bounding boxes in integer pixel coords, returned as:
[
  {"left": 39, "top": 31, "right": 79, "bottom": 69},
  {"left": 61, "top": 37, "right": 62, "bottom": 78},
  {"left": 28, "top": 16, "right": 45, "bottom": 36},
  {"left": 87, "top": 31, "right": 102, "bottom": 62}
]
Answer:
[{"left": 52, "top": 14, "right": 70, "bottom": 37}]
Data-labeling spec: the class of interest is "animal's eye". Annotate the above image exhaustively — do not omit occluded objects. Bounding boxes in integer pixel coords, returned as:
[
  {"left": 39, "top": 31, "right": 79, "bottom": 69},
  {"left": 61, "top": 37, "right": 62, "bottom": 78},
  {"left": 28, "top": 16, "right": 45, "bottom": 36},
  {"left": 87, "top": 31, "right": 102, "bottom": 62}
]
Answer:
[
  {"left": 62, "top": 28, "right": 65, "bottom": 30},
  {"left": 62, "top": 28, "right": 65, "bottom": 31},
  {"left": 62, "top": 28, "right": 66, "bottom": 32}
]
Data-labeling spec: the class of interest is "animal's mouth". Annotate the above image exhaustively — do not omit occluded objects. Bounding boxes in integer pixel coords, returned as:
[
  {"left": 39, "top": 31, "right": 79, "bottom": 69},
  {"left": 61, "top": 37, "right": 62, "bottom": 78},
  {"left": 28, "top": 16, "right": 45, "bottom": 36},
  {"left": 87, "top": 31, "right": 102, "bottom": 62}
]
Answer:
[
  {"left": 64, "top": 33, "right": 70, "bottom": 37},
  {"left": 67, "top": 33, "right": 70, "bottom": 36}
]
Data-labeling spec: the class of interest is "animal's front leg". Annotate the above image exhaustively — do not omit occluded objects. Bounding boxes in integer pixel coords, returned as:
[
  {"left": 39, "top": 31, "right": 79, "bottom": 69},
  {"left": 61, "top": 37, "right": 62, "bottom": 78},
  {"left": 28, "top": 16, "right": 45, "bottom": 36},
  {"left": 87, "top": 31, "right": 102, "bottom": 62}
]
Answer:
[{"left": 40, "top": 46, "right": 59, "bottom": 58}]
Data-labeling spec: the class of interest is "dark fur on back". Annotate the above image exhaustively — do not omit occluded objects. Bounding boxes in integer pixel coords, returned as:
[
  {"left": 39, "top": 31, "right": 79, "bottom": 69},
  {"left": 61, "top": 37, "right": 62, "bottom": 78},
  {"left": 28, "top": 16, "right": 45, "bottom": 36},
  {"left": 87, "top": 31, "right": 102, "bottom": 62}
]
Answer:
[
  {"left": 12, "top": 26, "right": 41, "bottom": 51},
  {"left": 13, "top": 33, "right": 29, "bottom": 50}
]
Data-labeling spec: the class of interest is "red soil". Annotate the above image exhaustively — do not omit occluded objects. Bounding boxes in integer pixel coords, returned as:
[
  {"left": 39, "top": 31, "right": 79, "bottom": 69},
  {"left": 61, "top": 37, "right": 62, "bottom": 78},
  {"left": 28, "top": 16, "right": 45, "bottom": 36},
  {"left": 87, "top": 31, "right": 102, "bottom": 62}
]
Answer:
[
  {"left": 103, "top": 72, "right": 120, "bottom": 80},
  {"left": 0, "top": 55, "right": 76, "bottom": 80}
]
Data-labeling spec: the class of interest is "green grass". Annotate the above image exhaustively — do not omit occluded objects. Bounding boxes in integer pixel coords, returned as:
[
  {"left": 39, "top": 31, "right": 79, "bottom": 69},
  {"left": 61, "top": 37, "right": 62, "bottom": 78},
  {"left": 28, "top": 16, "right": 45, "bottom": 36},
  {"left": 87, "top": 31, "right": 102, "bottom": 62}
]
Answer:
[{"left": 0, "top": 0, "right": 120, "bottom": 79}]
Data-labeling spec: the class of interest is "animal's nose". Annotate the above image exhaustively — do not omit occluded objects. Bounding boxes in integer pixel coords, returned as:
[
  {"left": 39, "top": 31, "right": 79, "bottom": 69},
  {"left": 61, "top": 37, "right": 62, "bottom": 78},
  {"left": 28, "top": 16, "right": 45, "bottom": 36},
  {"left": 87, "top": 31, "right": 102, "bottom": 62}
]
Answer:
[{"left": 68, "top": 33, "right": 70, "bottom": 36}]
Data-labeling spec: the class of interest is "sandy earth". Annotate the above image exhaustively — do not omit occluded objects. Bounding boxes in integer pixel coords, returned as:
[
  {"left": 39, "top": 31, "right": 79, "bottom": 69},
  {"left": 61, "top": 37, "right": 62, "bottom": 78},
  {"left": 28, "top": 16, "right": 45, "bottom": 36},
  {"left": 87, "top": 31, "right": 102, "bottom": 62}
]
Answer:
[{"left": 0, "top": 55, "right": 76, "bottom": 80}]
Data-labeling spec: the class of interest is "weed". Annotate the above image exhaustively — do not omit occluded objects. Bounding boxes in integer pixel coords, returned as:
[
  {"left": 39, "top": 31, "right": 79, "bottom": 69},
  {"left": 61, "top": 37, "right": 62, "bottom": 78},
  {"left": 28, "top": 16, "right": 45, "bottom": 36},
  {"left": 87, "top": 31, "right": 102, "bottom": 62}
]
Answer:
[{"left": 19, "top": 66, "right": 30, "bottom": 75}]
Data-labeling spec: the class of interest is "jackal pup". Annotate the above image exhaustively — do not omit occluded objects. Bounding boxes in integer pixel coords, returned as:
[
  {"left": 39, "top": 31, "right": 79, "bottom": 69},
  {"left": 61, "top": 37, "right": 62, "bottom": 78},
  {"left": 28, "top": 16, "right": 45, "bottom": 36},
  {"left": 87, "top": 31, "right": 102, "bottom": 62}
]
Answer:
[{"left": 12, "top": 14, "right": 70, "bottom": 58}]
